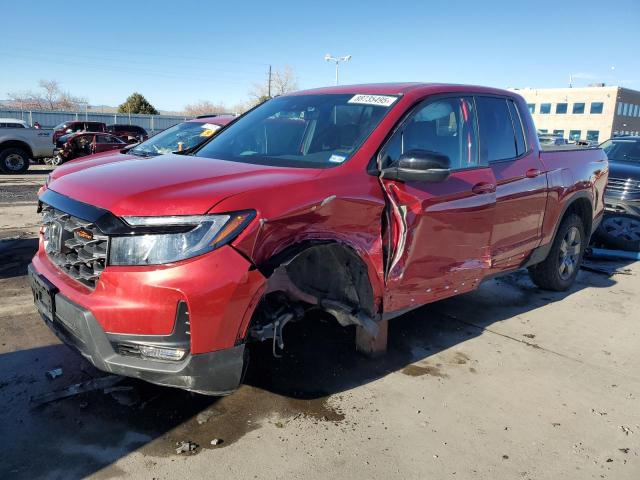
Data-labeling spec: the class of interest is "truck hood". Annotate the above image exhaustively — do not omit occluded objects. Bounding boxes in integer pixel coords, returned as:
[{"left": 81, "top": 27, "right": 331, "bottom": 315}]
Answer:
[
  {"left": 50, "top": 150, "right": 138, "bottom": 180},
  {"left": 48, "top": 154, "right": 323, "bottom": 216},
  {"left": 608, "top": 160, "right": 640, "bottom": 180}
]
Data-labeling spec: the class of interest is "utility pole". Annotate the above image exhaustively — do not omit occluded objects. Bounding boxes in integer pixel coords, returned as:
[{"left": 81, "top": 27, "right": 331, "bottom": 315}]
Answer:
[
  {"left": 324, "top": 54, "right": 352, "bottom": 86},
  {"left": 268, "top": 65, "right": 272, "bottom": 98}
]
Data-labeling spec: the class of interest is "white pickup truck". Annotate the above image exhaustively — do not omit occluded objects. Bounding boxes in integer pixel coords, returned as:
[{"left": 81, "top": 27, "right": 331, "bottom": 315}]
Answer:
[{"left": 0, "top": 118, "right": 54, "bottom": 174}]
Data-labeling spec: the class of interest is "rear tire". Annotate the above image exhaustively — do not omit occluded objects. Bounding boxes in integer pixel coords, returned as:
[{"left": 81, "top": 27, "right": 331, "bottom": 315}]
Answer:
[
  {"left": 593, "top": 213, "right": 640, "bottom": 252},
  {"left": 528, "top": 213, "right": 585, "bottom": 291},
  {"left": 0, "top": 148, "right": 30, "bottom": 174}
]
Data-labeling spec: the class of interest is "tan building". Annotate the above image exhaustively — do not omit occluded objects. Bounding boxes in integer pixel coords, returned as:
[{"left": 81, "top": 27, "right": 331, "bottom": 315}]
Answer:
[{"left": 512, "top": 85, "right": 640, "bottom": 143}]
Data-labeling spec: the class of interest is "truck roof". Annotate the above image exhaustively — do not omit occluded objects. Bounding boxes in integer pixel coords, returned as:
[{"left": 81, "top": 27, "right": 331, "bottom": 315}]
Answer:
[{"left": 286, "top": 82, "right": 518, "bottom": 98}]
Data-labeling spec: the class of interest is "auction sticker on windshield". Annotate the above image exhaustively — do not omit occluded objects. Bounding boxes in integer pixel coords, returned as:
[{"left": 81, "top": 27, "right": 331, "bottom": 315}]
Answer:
[
  {"left": 200, "top": 124, "right": 222, "bottom": 137},
  {"left": 348, "top": 94, "right": 398, "bottom": 107}
]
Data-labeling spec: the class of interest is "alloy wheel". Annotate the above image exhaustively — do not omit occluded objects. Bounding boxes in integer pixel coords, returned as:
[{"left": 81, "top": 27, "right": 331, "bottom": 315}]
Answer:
[
  {"left": 4, "top": 153, "right": 26, "bottom": 172},
  {"left": 558, "top": 226, "right": 581, "bottom": 280}
]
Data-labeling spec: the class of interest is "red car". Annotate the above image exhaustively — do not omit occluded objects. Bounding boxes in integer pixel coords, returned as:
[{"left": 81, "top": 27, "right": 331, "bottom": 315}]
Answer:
[
  {"left": 47, "top": 115, "right": 234, "bottom": 175},
  {"left": 53, "top": 132, "right": 127, "bottom": 165},
  {"left": 52, "top": 121, "right": 107, "bottom": 144},
  {"left": 30, "top": 84, "right": 607, "bottom": 395}
]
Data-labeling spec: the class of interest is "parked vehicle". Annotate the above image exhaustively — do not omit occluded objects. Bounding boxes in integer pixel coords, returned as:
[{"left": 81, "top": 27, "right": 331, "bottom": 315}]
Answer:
[
  {"left": 30, "top": 84, "right": 607, "bottom": 395},
  {"left": 593, "top": 136, "right": 640, "bottom": 250},
  {"left": 539, "top": 134, "right": 568, "bottom": 146},
  {"left": 53, "top": 132, "right": 127, "bottom": 165},
  {"left": 107, "top": 124, "right": 149, "bottom": 143},
  {"left": 46, "top": 115, "right": 234, "bottom": 178},
  {"left": 0, "top": 117, "right": 28, "bottom": 129},
  {"left": 0, "top": 122, "right": 54, "bottom": 173},
  {"left": 52, "top": 121, "right": 107, "bottom": 144}
]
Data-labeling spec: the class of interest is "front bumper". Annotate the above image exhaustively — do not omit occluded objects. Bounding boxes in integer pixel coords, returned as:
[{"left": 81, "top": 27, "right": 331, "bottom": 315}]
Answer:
[
  {"left": 604, "top": 195, "right": 640, "bottom": 218},
  {"left": 29, "top": 264, "right": 245, "bottom": 395}
]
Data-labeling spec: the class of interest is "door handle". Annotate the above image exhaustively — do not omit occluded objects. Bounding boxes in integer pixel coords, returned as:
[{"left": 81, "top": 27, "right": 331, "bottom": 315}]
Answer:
[
  {"left": 525, "top": 168, "right": 542, "bottom": 178},
  {"left": 471, "top": 182, "right": 496, "bottom": 194}
]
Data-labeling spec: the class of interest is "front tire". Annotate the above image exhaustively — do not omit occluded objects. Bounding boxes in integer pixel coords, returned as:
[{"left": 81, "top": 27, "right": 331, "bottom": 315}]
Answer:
[
  {"left": 528, "top": 213, "right": 585, "bottom": 291},
  {"left": 0, "top": 148, "right": 30, "bottom": 174}
]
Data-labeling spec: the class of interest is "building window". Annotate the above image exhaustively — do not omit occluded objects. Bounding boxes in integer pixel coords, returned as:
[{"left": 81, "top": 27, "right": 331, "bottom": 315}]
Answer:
[
  {"left": 540, "top": 103, "right": 551, "bottom": 114},
  {"left": 623, "top": 103, "right": 630, "bottom": 116},
  {"left": 553, "top": 129, "right": 565, "bottom": 137},
  {"left": 590, "top": 102, "right": 603, "bottom": 114},
  {"left": 586, "top": 130, "right": 599, "bottom": 142},
  {"left": 538, "top": 129, "right": 548, "bottom": 133},
  {"left": 556, "top": 103, "right": 567, "bottom": 114},
  {"left": 614, "top": 130, "right": 620, "bottom": 136},
  {"left": 569, "top": 130, "right": 581, "bottom": 141},
  {"left": 527, "top": 103, "right": 535, "bottom": 114},
  {"left": 635, "top": 105, "right": 640, "bottom": 117},
  {"left": 617, "top": 103, "right": 623, "bottom": 115},
  {"left": 572, "top": 103, "right": 585, "bottom": 114}
]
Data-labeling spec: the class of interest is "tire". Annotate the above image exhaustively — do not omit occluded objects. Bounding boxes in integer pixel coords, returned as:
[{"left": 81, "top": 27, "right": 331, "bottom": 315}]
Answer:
[
  {"left": 528, "top": 213, "right": 586, "bottom": 291},
  {"left": 0, "top": 148, "right": 30, "bottom": 174},
  {"left": 49, "top": 154, "right": 63, "bottom": 166},
  {"left": 593, "top": 213, "right": 640, "bottom": 252}
]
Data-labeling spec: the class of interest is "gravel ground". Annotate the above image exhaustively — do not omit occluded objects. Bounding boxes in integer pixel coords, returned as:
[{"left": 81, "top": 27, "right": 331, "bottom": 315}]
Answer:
[{"left": 0, "top": 165, "right": 639, "bottom": 480}]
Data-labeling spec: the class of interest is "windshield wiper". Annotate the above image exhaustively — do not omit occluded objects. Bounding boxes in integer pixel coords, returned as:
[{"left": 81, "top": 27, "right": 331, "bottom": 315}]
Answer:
[{"left": 129, "top": 150, "right": 156, "bottom": 158}]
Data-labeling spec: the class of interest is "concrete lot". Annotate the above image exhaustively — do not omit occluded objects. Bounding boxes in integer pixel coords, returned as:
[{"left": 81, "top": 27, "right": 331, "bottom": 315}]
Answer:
[{"left": 1, "top": 166, "right": 639, "bottom": 479}]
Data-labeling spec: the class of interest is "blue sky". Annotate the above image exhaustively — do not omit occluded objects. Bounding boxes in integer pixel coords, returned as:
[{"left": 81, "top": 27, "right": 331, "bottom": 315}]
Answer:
[{"left": 1, "top": 0, "right": 638, "bottom": 111}]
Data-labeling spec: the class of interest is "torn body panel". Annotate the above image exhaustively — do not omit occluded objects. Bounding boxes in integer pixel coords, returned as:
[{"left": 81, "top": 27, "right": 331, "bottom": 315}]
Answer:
[{"left": 379, "top": 168, "right": 496, "bottom": 314}]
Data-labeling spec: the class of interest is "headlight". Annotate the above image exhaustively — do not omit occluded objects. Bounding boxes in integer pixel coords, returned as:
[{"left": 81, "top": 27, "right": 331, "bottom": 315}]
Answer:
[{"left": 109, "top": 211, "right": 254, "bottom": 265}]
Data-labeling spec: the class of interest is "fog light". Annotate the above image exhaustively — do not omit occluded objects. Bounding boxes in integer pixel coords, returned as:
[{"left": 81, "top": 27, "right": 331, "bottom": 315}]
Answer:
[{"left": 139, "top": 345, "right": 187, "bottom": 361}]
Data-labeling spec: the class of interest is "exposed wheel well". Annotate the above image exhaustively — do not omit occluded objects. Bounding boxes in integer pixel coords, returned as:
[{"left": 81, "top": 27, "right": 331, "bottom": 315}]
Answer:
[
  {"left": 248, "top": 241, "right": 378, "bottom": 343},
  {"left": 564, "top": 197, "right": 592, "bottom": 239},
  {"left": 0, "top": 141, "right": 33, "bottom": 159}
]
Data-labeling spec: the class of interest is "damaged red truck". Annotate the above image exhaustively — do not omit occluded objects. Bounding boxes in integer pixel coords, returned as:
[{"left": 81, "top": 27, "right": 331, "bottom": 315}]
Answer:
[{"left": 29, "top": 84, "right": 608, "bottom": 395}]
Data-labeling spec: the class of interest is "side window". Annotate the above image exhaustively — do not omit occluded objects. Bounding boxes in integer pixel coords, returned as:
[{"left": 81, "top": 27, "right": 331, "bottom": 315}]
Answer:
[
  {"left": 476, "top": 96, "right": 517, "bottom": 163},
  {"left": 380, "top": 96, "right": 479, "bottom": 171},
  {"left": 96, "top": 134, "right": 114, "bottom": 144},
  {"left": 507, "top": 100, "right": 527, "bottom": 156}
]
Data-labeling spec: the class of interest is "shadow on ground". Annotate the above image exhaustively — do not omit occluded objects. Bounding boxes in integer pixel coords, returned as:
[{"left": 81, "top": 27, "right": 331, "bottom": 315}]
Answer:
[
  {"left": 0, "top": 244, "right": 634, "bottom": 478},
  {"left": 0, "top": 237, "right": 39, "bottom": 279}
]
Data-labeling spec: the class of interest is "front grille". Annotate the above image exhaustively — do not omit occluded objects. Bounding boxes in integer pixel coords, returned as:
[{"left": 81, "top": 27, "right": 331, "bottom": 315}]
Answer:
[
  {"left": 41, "top": 204, "right": 108, "bottom": 288},
  {"left": 606, "top": 177, "right": 640, "bottom": 194}
]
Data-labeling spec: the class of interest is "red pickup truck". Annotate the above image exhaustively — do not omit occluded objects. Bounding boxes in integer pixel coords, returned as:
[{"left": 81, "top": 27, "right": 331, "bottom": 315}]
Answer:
[{"left": 29, "top": 83, "right": 608, "bottom": 395}]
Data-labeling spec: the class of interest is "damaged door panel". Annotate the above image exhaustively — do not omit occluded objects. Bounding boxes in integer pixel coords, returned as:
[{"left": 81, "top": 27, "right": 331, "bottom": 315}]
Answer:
[{"left": 376, "top": 96, "right": 497, "bottom": 314}]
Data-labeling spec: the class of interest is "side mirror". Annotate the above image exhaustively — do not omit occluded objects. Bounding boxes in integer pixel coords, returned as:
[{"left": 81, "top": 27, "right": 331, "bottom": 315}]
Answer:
[{"left": 381, "top": 150, "right": 451, "bottom": 182}]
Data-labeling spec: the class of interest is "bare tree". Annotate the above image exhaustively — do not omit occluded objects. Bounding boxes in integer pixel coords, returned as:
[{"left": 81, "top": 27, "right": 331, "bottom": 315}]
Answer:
[
  {"left": 39, "top": 79, "right": 60, "bottom": 110},
  {"left": 6, "top": 79, "right": 86, "bottom": 111},
  {"left": 248, "top": 65, "right": 299, "bottom": 106},
  {"left": 182, "top": 100, "right": 229, "bottom": 117}
]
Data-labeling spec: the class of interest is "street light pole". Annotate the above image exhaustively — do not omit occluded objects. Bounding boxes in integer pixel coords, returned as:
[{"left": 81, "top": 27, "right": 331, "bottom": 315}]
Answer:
[{"left": 324, "top": 54, "right": 352, "bottom": 86}]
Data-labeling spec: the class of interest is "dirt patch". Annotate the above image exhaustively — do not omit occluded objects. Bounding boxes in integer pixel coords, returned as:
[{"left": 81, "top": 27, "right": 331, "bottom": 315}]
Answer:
[
  {"left": 402, "top": 364, "right": 448, "bottom": 378},
  {"left": 136, "top": 384, "right": 345, "bottom": 457}
]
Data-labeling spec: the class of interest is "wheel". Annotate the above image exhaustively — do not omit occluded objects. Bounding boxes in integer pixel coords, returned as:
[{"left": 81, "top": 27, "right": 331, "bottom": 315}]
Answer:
[
  {"left": 0, "top": 148, "right": 30, "bottom": 174},
  {"left": 49, "top": 154, "right": 63, "bottom": 166},
  {"left": 528, "top": 213, "right": 585, "bottom": 291},
  {"left": 593, "top": 214, "right": 640, "bottom": 252}
]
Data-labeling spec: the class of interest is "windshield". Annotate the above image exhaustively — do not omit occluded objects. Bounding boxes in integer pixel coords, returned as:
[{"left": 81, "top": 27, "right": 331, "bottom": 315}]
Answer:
[
  {"left": 195, "top": 94, "right": 398, "bottom": 168},
  {"left": 129, "top": 121, "right": 222, "bottom": 157},
  {"left": 601, "top": 139, "right": 640, "bottom": 163}
]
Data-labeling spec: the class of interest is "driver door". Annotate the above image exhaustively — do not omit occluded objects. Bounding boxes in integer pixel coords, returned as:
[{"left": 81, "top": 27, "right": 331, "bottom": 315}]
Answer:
[{"left": 379, "top": 96, "right": 497, "bottom": 314}]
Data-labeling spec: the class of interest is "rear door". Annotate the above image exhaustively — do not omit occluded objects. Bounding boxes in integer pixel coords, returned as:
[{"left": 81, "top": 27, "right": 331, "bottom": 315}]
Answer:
[
  {"left": 476, "top": 96, "right": 548, "bottom": 270},
  {"left": 379, "top": 95, "right": 497, "bottom": 313}
]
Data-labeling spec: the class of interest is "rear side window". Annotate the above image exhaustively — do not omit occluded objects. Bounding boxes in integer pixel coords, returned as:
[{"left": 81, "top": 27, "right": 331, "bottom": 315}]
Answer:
[
  {"left": 87, "top": 122, "right": 105, "bottom": 131},
  {"left": 380, "top": 96, "right": 479, "bottom": 171},
  {"left": 476, "top": 96, "right": 517, "bottom": 162},
  {"left": 507, "top": 100, "right": 527, "bottom": 156},
  {"left": 96, "top": 134, "right": 112, "bottom": 143}
]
